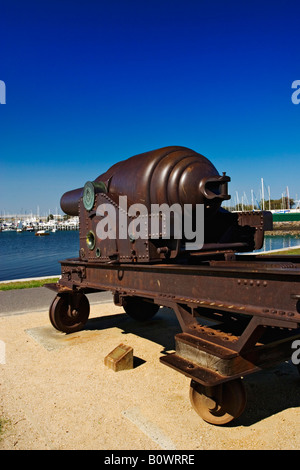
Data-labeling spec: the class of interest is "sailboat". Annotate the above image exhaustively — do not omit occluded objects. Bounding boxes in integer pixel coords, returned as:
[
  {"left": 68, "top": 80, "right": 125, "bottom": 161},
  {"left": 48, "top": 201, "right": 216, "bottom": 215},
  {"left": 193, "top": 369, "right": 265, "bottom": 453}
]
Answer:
[{"left": 16, "top": 221, "right": 24, "bottom": 232}]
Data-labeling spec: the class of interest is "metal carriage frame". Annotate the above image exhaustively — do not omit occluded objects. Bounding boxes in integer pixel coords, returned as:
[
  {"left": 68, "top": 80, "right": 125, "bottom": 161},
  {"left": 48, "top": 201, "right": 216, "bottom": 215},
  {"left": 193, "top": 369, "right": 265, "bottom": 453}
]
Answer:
[{"left": 46, "top": 252, "right": 300, "bottom": 425}]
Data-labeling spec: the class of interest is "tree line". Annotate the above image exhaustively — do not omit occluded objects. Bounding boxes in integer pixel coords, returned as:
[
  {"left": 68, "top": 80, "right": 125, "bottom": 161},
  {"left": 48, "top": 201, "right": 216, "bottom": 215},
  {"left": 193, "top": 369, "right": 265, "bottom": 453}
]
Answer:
[{"left": 226, "top": 198, "right": 295, "bottom": 212}]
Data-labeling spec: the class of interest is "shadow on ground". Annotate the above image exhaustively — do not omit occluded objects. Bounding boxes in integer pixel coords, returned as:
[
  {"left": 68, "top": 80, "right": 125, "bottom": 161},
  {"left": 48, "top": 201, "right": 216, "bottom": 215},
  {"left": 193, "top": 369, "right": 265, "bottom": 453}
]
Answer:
[
  {"left": 85, "top": 306, "right": 180, "bottom": 353},
  {"left": 84, "top": 307, "right": 300, "bottom": 427},
  {"left": 27, "top": 305, "right": 300, "bottom": 428}
]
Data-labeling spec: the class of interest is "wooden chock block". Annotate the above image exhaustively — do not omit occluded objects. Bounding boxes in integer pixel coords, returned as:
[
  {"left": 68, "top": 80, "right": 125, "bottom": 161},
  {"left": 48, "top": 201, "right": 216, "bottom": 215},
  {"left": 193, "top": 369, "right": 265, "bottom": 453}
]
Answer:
[{"left": 104, "top": 343, "right": 134, "bottom": 372}]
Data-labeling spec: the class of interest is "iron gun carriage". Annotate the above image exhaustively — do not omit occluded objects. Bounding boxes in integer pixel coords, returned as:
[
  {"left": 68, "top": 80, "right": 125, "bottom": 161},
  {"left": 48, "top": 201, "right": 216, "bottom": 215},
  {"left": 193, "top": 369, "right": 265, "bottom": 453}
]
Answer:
[{"left": 46, "top": 146, "right": 300, "bottom": 425}]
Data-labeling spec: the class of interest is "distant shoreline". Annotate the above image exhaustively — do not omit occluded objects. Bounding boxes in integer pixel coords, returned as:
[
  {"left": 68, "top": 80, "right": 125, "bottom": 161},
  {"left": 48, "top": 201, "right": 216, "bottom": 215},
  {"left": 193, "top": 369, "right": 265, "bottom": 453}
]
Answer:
[{"left": 266, "top": 221, "right": 300, "bottom": 236}]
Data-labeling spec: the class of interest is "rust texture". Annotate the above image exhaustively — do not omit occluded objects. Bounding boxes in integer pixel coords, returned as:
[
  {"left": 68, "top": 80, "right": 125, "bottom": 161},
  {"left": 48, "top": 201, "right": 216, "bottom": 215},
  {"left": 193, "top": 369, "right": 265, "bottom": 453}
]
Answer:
[
  {"left": 46, "top": 146, "right": 300, "bottom": 424},
  {"left": 60, "top": 146, "right": 272, "bottom": 264}
]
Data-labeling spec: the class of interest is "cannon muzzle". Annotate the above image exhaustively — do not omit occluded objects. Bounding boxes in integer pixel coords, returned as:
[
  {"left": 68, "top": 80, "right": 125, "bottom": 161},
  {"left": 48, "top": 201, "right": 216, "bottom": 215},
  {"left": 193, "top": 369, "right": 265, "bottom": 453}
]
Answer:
[{"left": 60, "top": 187, "right": 83, "bottom": 216}]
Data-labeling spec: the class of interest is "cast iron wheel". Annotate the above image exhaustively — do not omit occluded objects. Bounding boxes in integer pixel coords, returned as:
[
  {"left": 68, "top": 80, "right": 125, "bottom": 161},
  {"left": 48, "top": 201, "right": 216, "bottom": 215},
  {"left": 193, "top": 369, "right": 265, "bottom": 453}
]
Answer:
[
  {"left": 189, "top": 378, "right": 247, "bottom": 425},
  {"left": 49, "top": 293, "right": 90, "bottom": 334},
  {"left": 123, "top": 297, "right": 159, "bottom": 322}
]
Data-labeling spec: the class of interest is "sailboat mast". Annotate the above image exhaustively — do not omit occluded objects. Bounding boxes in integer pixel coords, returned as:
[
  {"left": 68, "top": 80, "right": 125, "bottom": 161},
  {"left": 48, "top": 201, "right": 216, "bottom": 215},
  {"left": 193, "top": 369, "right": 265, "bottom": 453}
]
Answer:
[{"left": 261, "top": 178, "right": 265, "bottom": 211}]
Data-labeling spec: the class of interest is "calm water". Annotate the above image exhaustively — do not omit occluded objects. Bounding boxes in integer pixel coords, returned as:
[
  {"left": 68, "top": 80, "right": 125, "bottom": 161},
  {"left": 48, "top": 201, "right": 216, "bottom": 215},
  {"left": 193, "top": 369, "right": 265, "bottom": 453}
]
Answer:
[
  {"left": 0, "top": 230, "right": 79, "bottom": 281},
  {"left": 256, "top": 234, "right": 300, "bottom": 253},
  {"left": 0, "top": 230, "right": 300, "bottom": 281}
]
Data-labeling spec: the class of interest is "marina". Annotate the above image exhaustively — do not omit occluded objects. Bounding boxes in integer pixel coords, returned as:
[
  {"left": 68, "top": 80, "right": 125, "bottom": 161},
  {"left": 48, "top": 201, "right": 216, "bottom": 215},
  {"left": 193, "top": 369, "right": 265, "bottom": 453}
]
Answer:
[{"left": 0, "top": 215, "right": 79, "bottom": 232}]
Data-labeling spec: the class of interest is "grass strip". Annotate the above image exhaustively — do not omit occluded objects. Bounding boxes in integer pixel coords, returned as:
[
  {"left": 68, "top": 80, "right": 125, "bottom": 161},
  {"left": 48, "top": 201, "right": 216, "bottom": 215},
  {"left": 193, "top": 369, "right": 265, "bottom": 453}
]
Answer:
[
  {"left": 264, "top": 248, "right": 300, "bottom": 256},
  {"left": 0, "top": 278, "right": 59, "bottom": 291}
]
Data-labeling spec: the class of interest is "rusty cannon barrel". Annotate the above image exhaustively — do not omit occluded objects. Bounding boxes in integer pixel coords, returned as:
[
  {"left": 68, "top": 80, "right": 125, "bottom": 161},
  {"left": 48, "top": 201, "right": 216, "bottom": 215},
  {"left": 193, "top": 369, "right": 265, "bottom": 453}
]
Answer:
[{"left": 60, "top": 146, "right": 231, "bottom": 216}]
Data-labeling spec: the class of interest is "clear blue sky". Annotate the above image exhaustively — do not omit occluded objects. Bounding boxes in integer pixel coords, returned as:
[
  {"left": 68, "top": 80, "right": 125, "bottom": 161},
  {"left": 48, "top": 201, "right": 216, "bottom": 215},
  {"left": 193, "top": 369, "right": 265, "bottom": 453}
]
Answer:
[{"left": 1, "top": 0, "right": 300, "bottom": 215}]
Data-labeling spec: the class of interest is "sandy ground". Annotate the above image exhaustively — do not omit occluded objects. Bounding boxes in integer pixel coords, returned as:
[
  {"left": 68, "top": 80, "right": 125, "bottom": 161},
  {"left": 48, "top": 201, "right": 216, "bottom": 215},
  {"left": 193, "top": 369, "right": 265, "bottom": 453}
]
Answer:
[{"left": 0, "top": 302, "right": 300, "bottom": 451}]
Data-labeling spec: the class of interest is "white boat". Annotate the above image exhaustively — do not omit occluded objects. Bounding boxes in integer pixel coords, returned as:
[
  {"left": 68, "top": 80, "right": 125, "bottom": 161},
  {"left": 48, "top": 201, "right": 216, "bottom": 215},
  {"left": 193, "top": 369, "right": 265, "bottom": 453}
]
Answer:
[
  {"left": 35, "top": 230, "right": 50, "bottom": 236},
  {"left": 16, "top": 221, "right": 24, "bottom": 232}
]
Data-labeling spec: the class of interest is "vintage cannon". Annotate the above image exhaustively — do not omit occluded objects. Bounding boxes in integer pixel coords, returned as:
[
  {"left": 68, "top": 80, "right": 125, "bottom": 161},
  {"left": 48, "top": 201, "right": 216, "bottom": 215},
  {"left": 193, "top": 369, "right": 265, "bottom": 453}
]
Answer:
[
  {"left": 60, "top": 146, "right": 271, "bottom": 263},
  {"left": 46, "top": 146, "right": 300, "bottom": 425}
]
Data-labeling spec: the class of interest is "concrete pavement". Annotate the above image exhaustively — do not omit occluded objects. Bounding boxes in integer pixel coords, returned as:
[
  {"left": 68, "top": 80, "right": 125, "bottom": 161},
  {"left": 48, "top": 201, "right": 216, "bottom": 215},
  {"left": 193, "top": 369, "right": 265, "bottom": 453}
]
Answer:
[
  {"left": 0, "top": 287, "right": 113, "bottom": 316},
  {"left": 0, "top": 283, "right": 299, "bottom": 450},
  {"left": 0, "top": 300, "right": 299, "bottom": 450}
]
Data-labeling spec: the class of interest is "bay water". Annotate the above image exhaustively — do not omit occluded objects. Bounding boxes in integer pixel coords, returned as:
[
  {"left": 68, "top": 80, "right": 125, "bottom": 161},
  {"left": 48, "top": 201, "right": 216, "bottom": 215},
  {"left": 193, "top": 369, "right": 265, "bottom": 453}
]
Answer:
[
  {"left": 0, "top": 230, "right": 79, "bottom": 281},
  {"left": 0, "top": 230, "right": 300, "bottom": 282}
]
